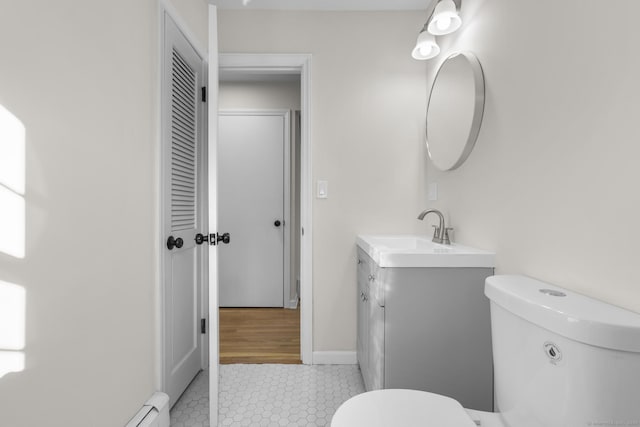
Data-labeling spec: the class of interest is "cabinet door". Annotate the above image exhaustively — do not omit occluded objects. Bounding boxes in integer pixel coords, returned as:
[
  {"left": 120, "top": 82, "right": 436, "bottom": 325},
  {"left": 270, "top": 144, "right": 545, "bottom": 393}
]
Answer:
[
  {"left": 368, "top": 296, "right": 385, "bottom": 390},
  {"left": 356, "top": 252, "right": 369, "bottom": 384},
  {"left": 357, "top": 249, "right": 387, "bottom": 392},
  {"left": 383, "top": 267, "right": 494, "bottom": 411}
]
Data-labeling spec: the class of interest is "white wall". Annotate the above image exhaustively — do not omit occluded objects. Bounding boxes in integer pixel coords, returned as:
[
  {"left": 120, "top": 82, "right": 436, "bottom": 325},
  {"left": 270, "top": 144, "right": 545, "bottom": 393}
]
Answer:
[
  {"left": 218, "top": 1, "right": 640, "bottom": 356},
  {"left": 168, "top": 0, "right": 209, "bottom": 53},
  {"left": 0, "top": 1, "right": 207, "bottom": 426},
  {"left": 217, "top": 11, "right": 430, "bottom": 351},
  {"left": 219, "top": 80, "right": 302, "bottom": 304},
  {"left": 425, "top": 0, "right": 640, "bottom": 313},
  {"left": 219, "top": 80, "right": 301, "bottom": 110}
]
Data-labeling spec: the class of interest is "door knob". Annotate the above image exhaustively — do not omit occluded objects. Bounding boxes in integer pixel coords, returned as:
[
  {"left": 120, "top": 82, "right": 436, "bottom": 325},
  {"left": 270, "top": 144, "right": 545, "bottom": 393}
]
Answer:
[
  {"left": 167, "top": 236, "right": 183, "bottom": 250},
  {"left": 274, "top": 220, "right": 282, "bottom": 227},
  {"left": 216, "top": 232, "right": 231, "bottom": 245},
  {"left": 195, "top": 233, "right": 208, "bottom": 245}
]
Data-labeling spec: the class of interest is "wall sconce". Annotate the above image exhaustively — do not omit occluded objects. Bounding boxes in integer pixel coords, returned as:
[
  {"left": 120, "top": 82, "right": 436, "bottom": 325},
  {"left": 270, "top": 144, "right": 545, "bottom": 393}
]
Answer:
[{"left": 412, "top": 0, "right": 462, "bottom": 60}]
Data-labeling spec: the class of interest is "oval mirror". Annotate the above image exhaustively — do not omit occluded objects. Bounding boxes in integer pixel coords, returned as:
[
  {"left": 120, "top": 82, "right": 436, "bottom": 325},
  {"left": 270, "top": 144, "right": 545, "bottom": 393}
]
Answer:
[{"left": 426, "top": 51, "right": 485, "bottom": 171}]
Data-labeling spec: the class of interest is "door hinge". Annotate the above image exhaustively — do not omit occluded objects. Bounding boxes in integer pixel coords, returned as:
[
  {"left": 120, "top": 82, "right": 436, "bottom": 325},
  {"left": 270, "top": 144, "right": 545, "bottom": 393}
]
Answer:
[
  {"left": 201, "top": 318, "right": 206, "bottom": 334},
  {"left": 201, "top": 86, "right": 207, "bottom": 102}
]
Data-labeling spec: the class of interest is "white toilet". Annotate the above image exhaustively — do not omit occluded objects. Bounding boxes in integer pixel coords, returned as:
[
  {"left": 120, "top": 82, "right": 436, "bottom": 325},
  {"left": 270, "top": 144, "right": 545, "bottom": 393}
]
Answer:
[{"left": 332, "top": 275, "right": 640, "bottom": 427}]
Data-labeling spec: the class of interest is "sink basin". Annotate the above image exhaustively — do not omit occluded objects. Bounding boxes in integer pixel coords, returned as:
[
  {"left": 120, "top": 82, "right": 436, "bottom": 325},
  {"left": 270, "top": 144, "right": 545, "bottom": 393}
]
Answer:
[{"left": 356, "top": 234, "right": 495, "bottom": 268}]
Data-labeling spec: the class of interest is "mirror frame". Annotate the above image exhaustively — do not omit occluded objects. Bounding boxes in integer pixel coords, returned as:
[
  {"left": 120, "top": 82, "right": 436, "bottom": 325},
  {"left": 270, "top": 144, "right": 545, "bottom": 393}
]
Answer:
[{"left": 426, "top": 51, "right": 485, "bottom": 171}]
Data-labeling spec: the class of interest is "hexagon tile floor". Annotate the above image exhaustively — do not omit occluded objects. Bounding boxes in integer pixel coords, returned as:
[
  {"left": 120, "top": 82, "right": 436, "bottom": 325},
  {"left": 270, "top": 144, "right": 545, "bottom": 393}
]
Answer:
[
  {"left": 170, "top": 369, "right": 210, "bottom": 427},
  {"left": 170, "top": 364, "right": 365, "bottom": 427}
]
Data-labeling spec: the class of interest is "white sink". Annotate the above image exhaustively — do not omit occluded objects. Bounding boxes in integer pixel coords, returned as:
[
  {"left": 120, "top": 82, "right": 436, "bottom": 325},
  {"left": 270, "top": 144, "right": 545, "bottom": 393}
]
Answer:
[{"left": 356, "top": 234, "right": 495, "bottom": 268}]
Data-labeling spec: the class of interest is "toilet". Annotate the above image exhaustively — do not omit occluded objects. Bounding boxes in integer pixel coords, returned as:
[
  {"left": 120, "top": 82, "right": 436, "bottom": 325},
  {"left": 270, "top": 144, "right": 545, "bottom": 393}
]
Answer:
[{"left": 332, "top": 275, "right": 640, "bottom": 426}]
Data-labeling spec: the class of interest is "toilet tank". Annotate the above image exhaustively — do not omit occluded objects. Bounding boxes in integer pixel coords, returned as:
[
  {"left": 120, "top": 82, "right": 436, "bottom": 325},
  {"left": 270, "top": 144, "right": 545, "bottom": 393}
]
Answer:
[{"left": 485, "top": 275, "right": 640, "bottom": 427}]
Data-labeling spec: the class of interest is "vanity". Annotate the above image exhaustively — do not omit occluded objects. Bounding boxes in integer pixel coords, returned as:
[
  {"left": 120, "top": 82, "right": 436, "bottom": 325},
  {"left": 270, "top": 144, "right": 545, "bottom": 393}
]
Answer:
[{"left": 356, "top": 235, "right": 495, "bottom": 411}]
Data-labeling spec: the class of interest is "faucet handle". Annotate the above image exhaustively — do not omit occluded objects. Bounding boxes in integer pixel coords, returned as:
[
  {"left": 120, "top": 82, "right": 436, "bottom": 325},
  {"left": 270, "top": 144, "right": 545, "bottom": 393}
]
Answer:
[
  {"left": 443, "top": 227, "right": 453, "bottom": 245},
  {"left": 431, "top": 225, "right": 440, "bottom": 240}
]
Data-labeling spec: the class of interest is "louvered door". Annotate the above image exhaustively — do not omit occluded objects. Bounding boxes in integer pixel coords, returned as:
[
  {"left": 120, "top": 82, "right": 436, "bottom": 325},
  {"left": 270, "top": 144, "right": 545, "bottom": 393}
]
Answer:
[{"left": 162, "top": 13, "right": 206, "bottom": 408}]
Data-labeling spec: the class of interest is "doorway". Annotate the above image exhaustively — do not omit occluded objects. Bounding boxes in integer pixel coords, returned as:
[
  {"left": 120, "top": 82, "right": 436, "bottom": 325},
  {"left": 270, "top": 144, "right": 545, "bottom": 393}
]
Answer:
[
  {"left": 218, "top": 54, "right": 312, "bottom": 364},
  {"left": 217, "top": 72, "right": 302, "bottom": 363}
]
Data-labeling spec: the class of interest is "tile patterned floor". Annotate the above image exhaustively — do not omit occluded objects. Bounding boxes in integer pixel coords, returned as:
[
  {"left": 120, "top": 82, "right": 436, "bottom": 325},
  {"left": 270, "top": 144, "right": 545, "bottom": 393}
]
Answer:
[
  {"left": 170, "top": 364, "right": 365, "bottom": 427},
  {"left": 170, "top": 369, "right": 210, "bottom": 427},
  {"left": 219, "top": 364, "right": 364, "bottom": 426}
]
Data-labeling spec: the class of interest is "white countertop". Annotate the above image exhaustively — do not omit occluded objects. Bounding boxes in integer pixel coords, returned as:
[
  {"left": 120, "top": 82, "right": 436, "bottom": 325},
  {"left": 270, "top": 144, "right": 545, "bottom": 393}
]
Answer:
[{"left": 356, "top": 234, "right": 495, "bottom": 268}]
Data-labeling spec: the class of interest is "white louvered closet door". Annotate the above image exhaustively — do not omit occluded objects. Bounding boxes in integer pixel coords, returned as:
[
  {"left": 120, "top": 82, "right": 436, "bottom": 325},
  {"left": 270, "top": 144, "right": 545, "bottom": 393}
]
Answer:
[{"left": 162, "top": 13, "right": 206, "bottom": 408}]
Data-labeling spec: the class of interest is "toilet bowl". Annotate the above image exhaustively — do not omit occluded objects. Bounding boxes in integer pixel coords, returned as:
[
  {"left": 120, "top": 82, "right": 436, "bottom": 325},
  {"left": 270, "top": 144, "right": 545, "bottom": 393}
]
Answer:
[
  {"left": 331, "top": 389, "right": 504, "bottom": 427},
  {"left": 331, "top": 389, "right": 506, "bottom": 427},
  {"left": 332, "top": 275, "right": 640, "bottom": 427}
]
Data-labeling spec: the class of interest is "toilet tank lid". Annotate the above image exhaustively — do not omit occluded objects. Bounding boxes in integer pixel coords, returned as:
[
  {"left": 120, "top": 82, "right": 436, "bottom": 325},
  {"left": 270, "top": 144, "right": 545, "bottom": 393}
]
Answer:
[{"left": 485, "top": 275, "right": 640, "bottom": 352}]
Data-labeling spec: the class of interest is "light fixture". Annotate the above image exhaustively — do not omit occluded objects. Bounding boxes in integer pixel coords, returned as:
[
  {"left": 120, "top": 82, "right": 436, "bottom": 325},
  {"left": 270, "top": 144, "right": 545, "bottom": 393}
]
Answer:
[
  {"left": 412, "top": 0, "right": 462, "bottom": 60},
  {"left": 428, "top": 0, "right": 462, "bottom": 36},
  {"left": 411, "top": 25, "right": 441, "bottom": 60}
]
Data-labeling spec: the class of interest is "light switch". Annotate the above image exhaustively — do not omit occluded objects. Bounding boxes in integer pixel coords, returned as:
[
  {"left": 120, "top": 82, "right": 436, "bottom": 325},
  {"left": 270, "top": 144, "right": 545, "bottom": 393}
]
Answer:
[
  {"left": 317, "top": 180, "right": 328, "bottom": 199},
  {"left": 428, "top": 183, "right": 438, "bottom": 201}
]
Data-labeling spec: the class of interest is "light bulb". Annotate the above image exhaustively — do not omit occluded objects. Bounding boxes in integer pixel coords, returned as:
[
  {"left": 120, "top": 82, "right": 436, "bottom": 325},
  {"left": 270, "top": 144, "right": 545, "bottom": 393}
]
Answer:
[
  {"left": 412, "top": 30, "right": 440, "bottom": 60},
  {"left": 436, "top": 16, "right": 451, "bottom": 31},
  {"left": 420, "top": 45, "right": 433, "bottom": 56},
  {"left": 427, "top": 0, "right": 462, "bottom": 36}
]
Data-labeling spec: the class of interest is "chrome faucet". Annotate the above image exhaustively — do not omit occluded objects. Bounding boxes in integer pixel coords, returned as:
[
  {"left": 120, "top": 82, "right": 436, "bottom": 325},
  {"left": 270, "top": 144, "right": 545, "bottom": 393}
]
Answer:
[{"left": 417, "top": 209, "right": 452, "bottom": 245}]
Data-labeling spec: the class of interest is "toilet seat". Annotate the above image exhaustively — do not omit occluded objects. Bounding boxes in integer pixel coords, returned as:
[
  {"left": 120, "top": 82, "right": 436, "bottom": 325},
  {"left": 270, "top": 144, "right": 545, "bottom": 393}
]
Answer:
[{"left": 331, "top": 389, "right": 478, "bottom": 427}]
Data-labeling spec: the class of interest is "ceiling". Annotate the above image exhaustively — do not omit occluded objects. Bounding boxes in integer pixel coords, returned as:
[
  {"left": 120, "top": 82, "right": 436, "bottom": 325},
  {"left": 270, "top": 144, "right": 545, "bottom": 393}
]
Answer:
[{"left": 209, "top": 0, "right": 430, "bottom": 11}]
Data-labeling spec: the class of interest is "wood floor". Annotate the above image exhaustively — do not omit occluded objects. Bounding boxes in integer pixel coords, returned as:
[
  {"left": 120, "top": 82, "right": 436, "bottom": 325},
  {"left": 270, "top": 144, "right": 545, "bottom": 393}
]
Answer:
[{"left": 219, "top": 307, "right": 301, "bottom": 364}]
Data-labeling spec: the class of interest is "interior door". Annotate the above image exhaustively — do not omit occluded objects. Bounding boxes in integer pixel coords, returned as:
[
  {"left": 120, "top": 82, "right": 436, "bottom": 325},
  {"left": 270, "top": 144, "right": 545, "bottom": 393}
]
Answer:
[
  {"left": 207, "top": 6, "right": 219, "bottom": 426},
  {"left": 218, "top": 112, "right": 286, "bottom": 307},
  {"left": 162, "top": 12, "right": 206, "bottom": 407}
]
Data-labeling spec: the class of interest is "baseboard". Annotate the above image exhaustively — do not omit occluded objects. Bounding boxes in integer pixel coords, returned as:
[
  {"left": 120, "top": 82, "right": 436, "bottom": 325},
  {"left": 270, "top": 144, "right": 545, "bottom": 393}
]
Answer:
[
  {"left": 312, "top": 351, "right": 357, "bottom": 365},
  {"left": 285, "top": 297, "right": 299, "bottom": 309}
]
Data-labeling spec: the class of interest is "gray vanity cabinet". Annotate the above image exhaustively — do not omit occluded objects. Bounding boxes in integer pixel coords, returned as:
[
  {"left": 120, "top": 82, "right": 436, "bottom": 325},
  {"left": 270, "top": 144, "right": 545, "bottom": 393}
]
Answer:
[{"left": 356, "top": 247, "right": 494, "bottom": 411}]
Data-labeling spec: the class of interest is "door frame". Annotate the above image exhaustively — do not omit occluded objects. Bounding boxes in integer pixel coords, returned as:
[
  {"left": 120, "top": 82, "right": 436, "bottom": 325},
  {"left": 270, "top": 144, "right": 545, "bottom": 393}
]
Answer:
[
  {"left": 218, "top": 109, "right": 291, "bottom": 308},
  {"left": 217, "top": 54, "right": 313, "bottom": 364},
  {"left": 157, "top": 0, "right": 209, "bottom": 400}
]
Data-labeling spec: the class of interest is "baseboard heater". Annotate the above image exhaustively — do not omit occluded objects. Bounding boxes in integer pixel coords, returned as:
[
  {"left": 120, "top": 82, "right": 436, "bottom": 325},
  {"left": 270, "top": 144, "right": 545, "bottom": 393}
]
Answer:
[{"left": 125, "top": 392, "right": 170, "bottom": 427}]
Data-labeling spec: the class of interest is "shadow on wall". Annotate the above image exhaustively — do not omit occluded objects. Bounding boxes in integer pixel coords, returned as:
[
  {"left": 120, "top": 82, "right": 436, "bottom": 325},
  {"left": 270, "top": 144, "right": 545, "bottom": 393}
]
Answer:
[{"left": 0, "top": 104, "right": 26, "bottom": 378}]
